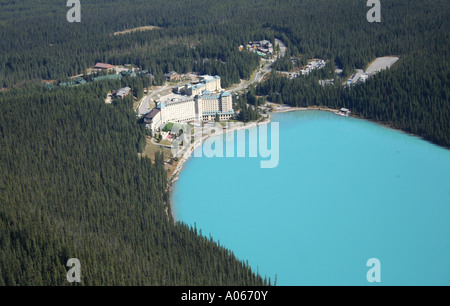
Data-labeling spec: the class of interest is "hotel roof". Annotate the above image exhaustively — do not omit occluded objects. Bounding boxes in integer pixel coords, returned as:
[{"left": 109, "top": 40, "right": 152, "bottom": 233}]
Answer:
[
  {"left": 144, "top": 108, "right": 160, "bottom": 119},
  {"left": 93, "top": 74, "right": 122, "bottom": 81},
  {"left": 157, "top": 94, "right": 194, "bottom": 106},
  {"left": 192, "top": 83, "right": 205, "bottom": 89}
]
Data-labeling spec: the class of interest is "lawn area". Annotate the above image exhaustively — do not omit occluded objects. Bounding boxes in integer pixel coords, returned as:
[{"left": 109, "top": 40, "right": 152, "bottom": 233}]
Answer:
[
  {"left": 162, "top": 122, "right": 174, "bottom": 132},
  {"left": 142, "top": 137, "right": 172, "bottom": 162}
]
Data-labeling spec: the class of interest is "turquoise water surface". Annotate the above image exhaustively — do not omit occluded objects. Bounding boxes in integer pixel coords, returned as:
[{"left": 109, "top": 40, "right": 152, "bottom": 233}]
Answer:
[{"left": 173, "top": 110, "right": 450, "bottom": 285}]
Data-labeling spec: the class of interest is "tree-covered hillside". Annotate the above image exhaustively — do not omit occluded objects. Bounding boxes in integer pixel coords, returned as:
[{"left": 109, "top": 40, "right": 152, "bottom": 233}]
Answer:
[
  {"left": 257, "top": 50, "right": 450, "bottom": 147},
  {"left": 2, "top": 0, "right": 448, "bottom": 87},
  {"left": 0, "top": 0, "right": 449, "bottom": 285},
  {"left": 0, "top": 82, "right": 268, "bottom": 285}
]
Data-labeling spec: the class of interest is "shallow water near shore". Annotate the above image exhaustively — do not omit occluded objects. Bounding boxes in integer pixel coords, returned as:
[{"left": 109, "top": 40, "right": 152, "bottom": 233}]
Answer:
[{"left": 173, "top": 110, "right": 450, "bottom": 285}]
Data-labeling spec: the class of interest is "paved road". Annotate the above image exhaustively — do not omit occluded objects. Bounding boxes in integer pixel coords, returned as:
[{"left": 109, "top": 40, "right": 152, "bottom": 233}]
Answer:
[
  {"left": 138, "top": 85, "right": 171, "bottom": 116},
  {"left": 275, "top": 38, "right": 287, "bottom": 57},
  {"left": 139, "top": 38, "right": 287, "bottom": 111},
  {"left": 348, "top": 69, "right": 365, "bottom": 84},
  {"left": 229, "top": 59, "right": 274, "bottom": 93},
  {"left": 229, "top": 38, "right": 287, "bottom": 93}
]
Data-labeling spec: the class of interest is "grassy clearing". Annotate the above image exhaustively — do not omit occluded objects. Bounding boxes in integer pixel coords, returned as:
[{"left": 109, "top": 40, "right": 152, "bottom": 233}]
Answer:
[
  {"left": 142, "top": 137, "right": 172, "bottom": 162},
  {"left": 113, "top": 25, "right": 162, "bottom": 36}
]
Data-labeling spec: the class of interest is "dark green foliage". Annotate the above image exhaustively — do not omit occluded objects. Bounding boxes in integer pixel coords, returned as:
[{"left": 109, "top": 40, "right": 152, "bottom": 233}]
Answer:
[
  {"left": 162, "top": 123, "right": 174, "bottom": 132},
  {"left": 255, "top": 0, "right": 450, "bottom": 147},
  {"left": 257, "top": 51, "right": 450, "bottom": 147},
  {"left": 271, "top": 57, "right": 293, "bottom": 72},
  {"left": 0, "top": 0, "right": 266, "bottom": 88},
  {"left": 0, "top": 83, "right": 267, "bottom": 285},
  {"left": 0, "top": 0, "right": 449, "bottom": 285},
  {"left": 235, "top": 90, "right": 261, "bottom": 122}
]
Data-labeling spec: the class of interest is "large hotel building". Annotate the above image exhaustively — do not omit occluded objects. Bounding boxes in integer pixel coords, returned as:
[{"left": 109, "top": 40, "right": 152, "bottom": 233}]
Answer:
[{"left": 144, "top": 75, "right": 234, "bottom": 130}]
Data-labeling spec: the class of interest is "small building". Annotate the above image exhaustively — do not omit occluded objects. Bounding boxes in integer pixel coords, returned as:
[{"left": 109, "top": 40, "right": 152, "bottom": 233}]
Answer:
[
  {"left": 173, "top": 85, "right": 185, "bottom": 94},
  {"left": 121, "top": 70, "right": 137, "bottom": 77},
  {"left": 59, "top": 77, "right": 87, "bottom": 87},
  {"left": 359, "top": 74, "right": 369, "bottom": 82},
  {"left": 338, "top": 108, "right": 351, "bottom": 116},
  {"left": 94, "top": 63, "right": 115, "bottom": 70},
  {"left": 93, "top": 74, "right": 122, "bottom": 82},
  {"left": 114, "top": 87, "right": 131, "bottom": 99},
  {"left": 144, "top": 73, "right": 155, "bottom": 80},
  {"left": 59, "top": 81, "right": 76, "bottom": 87},
  {"left": 144, "top": 108, "right": 162, "bottom": 131},
  {"left": 44, "top": 83, "right": 54, "bottom": 90},
  {"left": 164, "top": 71, "right": 181, "bottom": 81},
  {"left": 247, "top": 40, "right": 274, "bottom": 55},
  {"left": 75, "top": 78, "right": 87, "bottom": 85}
]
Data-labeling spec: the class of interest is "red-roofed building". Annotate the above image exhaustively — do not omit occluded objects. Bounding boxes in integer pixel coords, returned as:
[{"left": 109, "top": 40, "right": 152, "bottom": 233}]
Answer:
[{"left": 94, "top": 63, "right": 114, "bottom": 70}]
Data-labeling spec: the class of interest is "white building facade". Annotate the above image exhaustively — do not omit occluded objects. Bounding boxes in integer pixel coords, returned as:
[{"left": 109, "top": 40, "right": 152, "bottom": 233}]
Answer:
[
  {"left": 144, "top": 75, "right": 233, "bottom": 130},
  {"left": 183, "top": 75, "right": 222, "bottom": 96}
]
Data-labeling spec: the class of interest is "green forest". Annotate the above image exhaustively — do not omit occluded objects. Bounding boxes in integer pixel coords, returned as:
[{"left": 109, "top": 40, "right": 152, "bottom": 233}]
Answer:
[
  {"left": 0, "top": 82, "right": 268, "bottom": 285},
  {"left": 0, "top": 0, "right": 449, "bottom": 285},
  {"left": 257, "top": 50, "right": 450, "bottom": 147}
]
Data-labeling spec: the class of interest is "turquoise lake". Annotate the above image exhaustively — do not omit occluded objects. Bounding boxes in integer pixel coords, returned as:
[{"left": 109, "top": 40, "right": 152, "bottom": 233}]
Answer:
[{"left": 173, "top": 110, "right": 450, "bottom": 285}]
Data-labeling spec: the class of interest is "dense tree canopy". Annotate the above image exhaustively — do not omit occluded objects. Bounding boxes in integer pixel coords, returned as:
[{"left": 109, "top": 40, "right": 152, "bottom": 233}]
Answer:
[
  {"left": 2, "top": 0, "right": 447, "bottom": 88},
  {"left": 0, "top": 82, "right": 268, "bottom": 285},
  {"left": 0, "top": 0, "right": 449, "bottom": 285}
]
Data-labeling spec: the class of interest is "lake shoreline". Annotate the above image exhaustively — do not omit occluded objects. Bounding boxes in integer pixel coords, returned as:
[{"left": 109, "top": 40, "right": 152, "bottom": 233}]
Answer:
[
  {"left": 167, "top": 116, "right": 271, "bottom": 221},
  {"left": 168, "top": 105, "right": 346, "bottom": 221},
  {"left": 172, "top": 108, "right": 450, "bottom": 285},
  {"left": 270, "top": 105, "right": 450, "bottom": 150},
  {"left": 167, "top": 105, "right": 449, "bottom": 221},
  {"left": 168, "top": 105, "right": 359, "bottom": 221}
]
